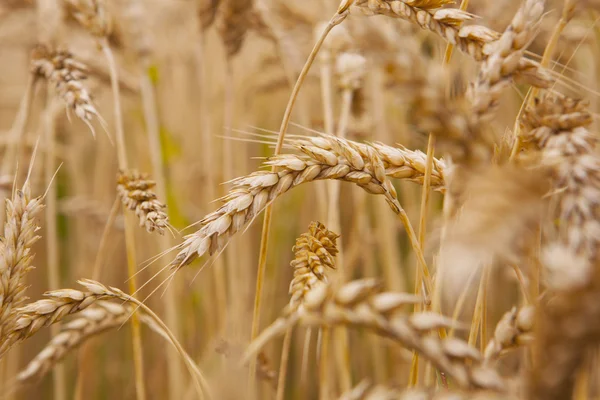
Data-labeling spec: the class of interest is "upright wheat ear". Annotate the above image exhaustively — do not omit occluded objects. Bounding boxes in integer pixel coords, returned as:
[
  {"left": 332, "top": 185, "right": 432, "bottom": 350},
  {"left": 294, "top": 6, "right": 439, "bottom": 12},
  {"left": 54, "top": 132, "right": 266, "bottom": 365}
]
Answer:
[
  {"left": 0, "top": 179, "right": 44, "bottom": 348},
  {"left": 117, "top": 170, "right": 169, "bottom": 235}
]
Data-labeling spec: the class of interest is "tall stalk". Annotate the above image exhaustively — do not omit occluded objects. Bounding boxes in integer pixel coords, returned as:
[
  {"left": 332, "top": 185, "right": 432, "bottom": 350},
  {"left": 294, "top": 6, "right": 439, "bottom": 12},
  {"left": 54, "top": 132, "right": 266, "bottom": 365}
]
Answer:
[{"left": 101, "top": 38, "right": 146, "bottom": 400}]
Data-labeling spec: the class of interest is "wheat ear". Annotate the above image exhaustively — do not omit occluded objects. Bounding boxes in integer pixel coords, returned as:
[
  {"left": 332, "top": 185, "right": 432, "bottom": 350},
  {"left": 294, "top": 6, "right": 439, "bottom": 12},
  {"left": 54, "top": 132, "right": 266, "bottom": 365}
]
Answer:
[
  {"left": 483, "top": 305, "right": 535, "bottom": 363},
  {"left": 352, "top": 0, "right": 552, "bottom": 88},
  {"left": 169, "top": 135, "right": 400, "bottom": 270},
  {"left": 30, "top": 45, "right": 105, "bottom": 138},
  {"left": 245, "top": 279, "right": 505, "bottom": 391},
  {"left": 277, "top": 222, "right": 338, "bottom": 400},
  {"left": 0, "top": 179, "right": 44, "bottom": 344},
  {"left": 116, "top": 170, "right": 169, "bottom": 235}
]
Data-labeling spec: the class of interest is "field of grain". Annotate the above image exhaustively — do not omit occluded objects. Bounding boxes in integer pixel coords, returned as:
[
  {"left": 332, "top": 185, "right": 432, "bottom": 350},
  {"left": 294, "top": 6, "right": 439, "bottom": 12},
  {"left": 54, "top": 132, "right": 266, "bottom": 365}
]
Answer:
[{"left": 0, "top": 0, "right": 599, "bottom": 399}]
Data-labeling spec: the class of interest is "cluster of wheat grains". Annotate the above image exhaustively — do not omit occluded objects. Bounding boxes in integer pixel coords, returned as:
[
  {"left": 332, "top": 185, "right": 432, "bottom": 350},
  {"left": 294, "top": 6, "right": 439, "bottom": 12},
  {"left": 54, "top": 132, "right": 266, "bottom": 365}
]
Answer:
[{"left": 2, "top": 0, "right": 600, "bottom": 398}]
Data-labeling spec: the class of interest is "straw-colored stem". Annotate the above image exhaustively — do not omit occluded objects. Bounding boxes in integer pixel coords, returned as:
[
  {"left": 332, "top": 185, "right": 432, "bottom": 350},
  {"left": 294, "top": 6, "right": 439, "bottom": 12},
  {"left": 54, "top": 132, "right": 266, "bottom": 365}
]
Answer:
[
  {"left": 43, "top": 94, "right": 66, "bottom": 400},
  {"left": 140, "top": 66, "right": 184, "bottom": 400},
  {"left": 468, "top": 268, "right": 488, "bottom": 348},
  {"left": 91, "top": 197, "right": 120, "bottom": 280},
  {"left": 1, "top": 74, "right": 37, "bottom": 177},
  {"left": 101, "top": 38, "right": 146, "bottom": 400},
  {"left": 330, "top": 88, "right": 354, "bottom": 393},
  {"left": 276, "top": 326, "right": 293, "bottom": 400},
  {"left": 320, "top": 327, "right": 331, "bottom": 400},
  {"left": 300, "top": 328, "right": 312, "bottom": 388},
  {"left": 248, "top": 10, "right": 348, "bottom": 386}
]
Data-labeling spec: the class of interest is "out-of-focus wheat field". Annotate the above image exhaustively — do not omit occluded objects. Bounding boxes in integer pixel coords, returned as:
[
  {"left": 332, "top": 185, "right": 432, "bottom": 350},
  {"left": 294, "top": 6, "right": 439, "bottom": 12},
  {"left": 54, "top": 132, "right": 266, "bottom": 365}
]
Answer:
[{"left": 1, "top": 0, "right": 600, "bottom": 399}]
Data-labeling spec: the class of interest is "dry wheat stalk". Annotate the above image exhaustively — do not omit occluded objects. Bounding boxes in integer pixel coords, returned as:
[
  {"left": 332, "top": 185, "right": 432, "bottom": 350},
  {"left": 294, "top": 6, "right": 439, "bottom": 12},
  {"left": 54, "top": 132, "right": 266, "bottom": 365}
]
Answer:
[
  {"left": 483, "top": 305, "right": 535, "bottom": 363},
  {"left": 169, "top": 134, "right": 401, "bottom": 270},
  {"left": 340, "top": 380, "right": 515, "bottom": 399},
  {"left": 0, "top": 179, "right": 44, "bottom": 342},
  {"left": 30, "top": 45, "right": 104, "bottom": 137},
  {"left": 288, "top": 221, "right": 339, "bottom": 311},
  {"left": 218, "top": 0, "right": 254, "bottom": 57},
  {"left": 246, "top": 279, "right": 505, "bottom": 391},
  {"left": 63, "top": 0, "right": 111, "bottom": 37},
  {"left": 352, "top": 0, "right": 552, "bottom": 89},
  {"left": 117, "top": 170, "right": 169, "bottom": 235}
]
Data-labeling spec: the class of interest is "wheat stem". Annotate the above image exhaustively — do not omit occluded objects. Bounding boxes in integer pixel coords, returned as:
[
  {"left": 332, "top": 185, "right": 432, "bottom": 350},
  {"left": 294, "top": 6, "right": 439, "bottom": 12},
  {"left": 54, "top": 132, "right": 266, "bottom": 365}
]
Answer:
[
  {"left": 248, "top": 9, "right": 349, "bottom": 388},
  {"left": 100, "top": 38, "right": 146, "bottom": 400}
]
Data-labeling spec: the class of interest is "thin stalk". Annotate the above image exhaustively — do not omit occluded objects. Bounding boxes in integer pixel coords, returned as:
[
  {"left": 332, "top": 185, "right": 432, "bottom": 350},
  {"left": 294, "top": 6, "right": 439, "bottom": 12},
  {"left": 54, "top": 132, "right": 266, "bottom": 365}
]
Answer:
[
  {"left": 329, "top": 88, "right": 353, "bottom": 393},
  {"left": 319, "top": 328, "right": 331, "bottom": 400},
  {"left": 276, "top": 327, "right": 293, "bottom": 400},
  {"left": 412, "top": 0, "right": 469, "bottom": 384},
  {"left": 140, "top": 64, "right": 184, "bottom": 400},
  {"left": 468, "top": 267, "right": 488, "bottom": 347},
  {"left": 43, "top": 94, "right": 66, "bottom": 400},
  {"left": 91, "top": 197, "right": 120, "bottom": 280},
  {"left": 248, "top": 10, "right": 349, "bottom": 387},
  {"left": 101, "top": 38, "right": 146, "bottom": 400},
  {"left": 300, "top": 329, "right": 312, "bottom": 387}
]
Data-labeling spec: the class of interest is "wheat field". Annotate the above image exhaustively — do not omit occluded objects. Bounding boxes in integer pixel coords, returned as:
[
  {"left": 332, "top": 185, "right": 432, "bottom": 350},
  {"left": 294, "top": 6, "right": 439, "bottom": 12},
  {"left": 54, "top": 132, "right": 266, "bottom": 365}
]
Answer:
[{"left": 0, "top": 0, "right": 599, "bottom": 399}]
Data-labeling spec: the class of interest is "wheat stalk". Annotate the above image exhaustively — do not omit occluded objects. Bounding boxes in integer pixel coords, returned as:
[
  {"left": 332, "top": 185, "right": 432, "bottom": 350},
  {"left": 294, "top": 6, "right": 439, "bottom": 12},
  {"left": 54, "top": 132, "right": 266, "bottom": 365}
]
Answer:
[
  {"left": 245, "top": 279, "right": 505, "bottom": 391},
  {"left": 169, "top": 134, "right": 401, "bottom": 270}
]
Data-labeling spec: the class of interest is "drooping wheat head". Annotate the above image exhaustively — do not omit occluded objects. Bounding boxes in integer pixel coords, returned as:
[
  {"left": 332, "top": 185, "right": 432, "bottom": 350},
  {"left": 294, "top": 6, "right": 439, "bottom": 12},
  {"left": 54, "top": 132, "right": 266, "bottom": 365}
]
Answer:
[{"left": 116, "top": 170, "right": 169, "bottom": 235}]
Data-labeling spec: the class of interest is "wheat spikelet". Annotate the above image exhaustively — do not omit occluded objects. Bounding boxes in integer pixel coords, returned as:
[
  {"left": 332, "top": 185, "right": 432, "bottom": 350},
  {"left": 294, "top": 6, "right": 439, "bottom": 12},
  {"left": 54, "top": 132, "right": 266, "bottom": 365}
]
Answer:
[
  {"left": 30, "top": 45, "right": 104, "bottom": 137},
  {"left": 169, "top": 135, "right": 401, "bottom": 270},
  {"left": 117, "top": 170, "right": 169, "bottom": 235},
  {"left": 352, "top": 0, "right": 552, "bottom": 88},
  {"left": 483, "top": 305, "right": 535, "bottom": 363},
  {"left": 63, "top": 0, "right": 111, "bottom": 37},
  {"left": 218, "top": 0, "right": 254, "bottom": 57},
  {"left": 288, "top": 221, "right": 339, "bottom": 311},
  {"left": 0, "top": 180, "right": 44, "bottom": 342},
  {"left": 246, "top": 279, "right": 504, "bottom": 391}
]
